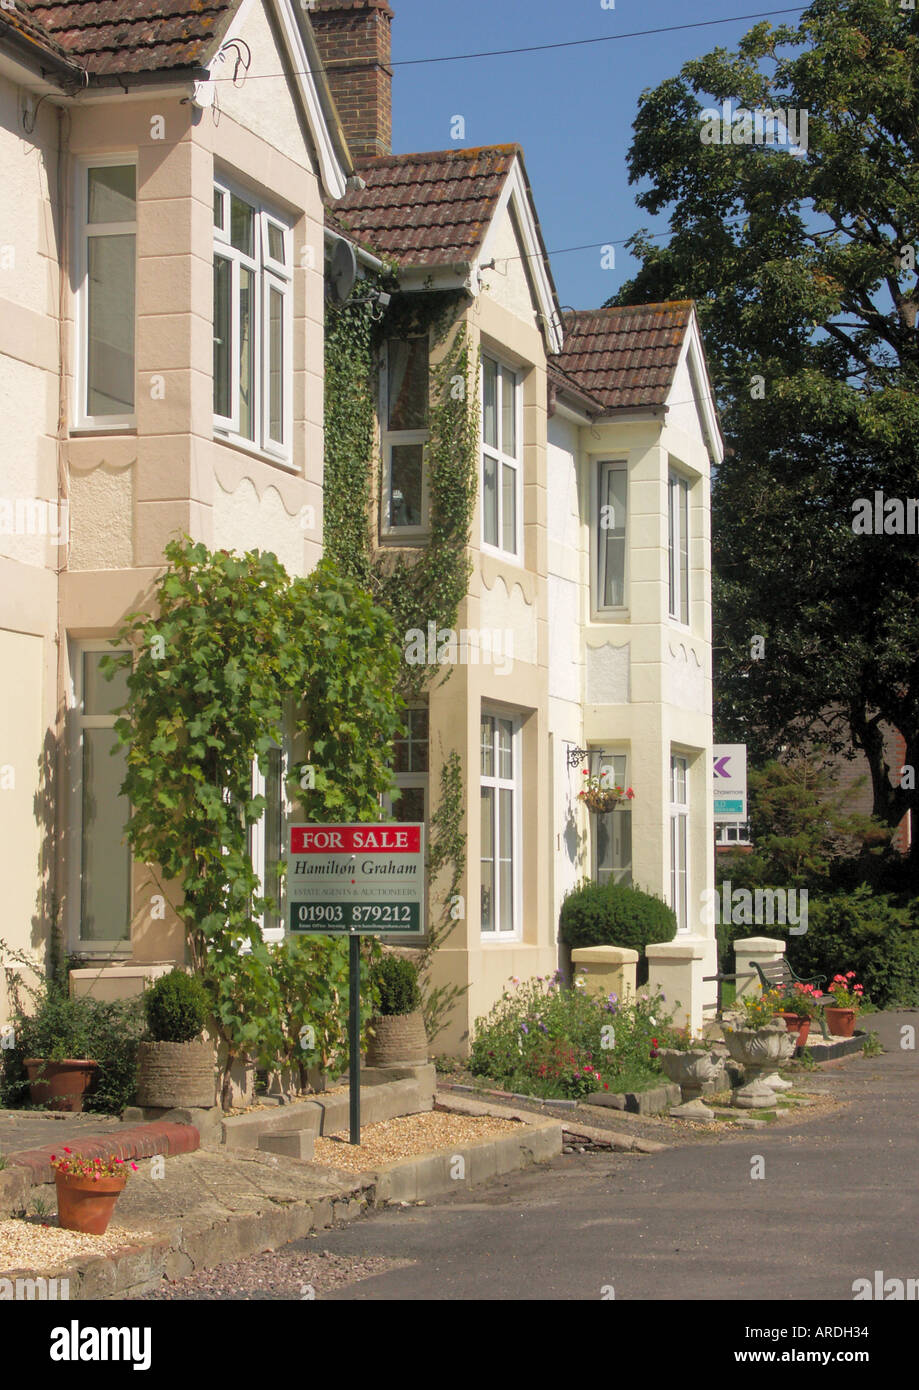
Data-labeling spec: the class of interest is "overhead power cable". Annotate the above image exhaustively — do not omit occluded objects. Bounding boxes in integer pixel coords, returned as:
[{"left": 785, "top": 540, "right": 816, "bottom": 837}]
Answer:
[{"left": 208, "top": 7, "right": 808, "bottom": 82}]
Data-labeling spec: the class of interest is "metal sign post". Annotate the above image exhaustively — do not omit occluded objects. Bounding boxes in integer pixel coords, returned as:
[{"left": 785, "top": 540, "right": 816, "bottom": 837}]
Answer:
[
  {"left": 348, "top": 932, "right": 361, "bottom": 1145},
  {"left": 286, "top": 823, "right": 425, "bottom": 1147}
]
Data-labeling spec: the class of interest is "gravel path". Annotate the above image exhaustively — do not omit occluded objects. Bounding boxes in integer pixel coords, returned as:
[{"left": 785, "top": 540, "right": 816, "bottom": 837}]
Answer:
[{"left": 133, "top": 1244, "right": 413, "bottom": 1300}]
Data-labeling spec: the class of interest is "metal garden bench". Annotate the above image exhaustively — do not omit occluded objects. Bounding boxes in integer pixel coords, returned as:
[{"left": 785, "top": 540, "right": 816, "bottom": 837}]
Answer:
[{"left": 748, "top": 958, "right": 831, "bottom": 1040}]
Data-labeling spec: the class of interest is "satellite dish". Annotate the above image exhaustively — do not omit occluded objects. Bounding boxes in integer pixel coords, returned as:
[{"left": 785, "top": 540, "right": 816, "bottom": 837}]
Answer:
[{"left": 331, "top": 239, "right": 358, "bottom": 302}]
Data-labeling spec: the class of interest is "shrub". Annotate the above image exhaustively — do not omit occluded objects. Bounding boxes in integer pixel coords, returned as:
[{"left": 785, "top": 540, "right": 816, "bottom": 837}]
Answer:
[
  {"left": 787, "top": 886, "right": 919, "bottom": 1009},
  {"left": 1, "top": 987, "right": 145, "bottom": 1116},
  {"left": 469, "top": 975, "right": 679, "bottom": 1100},
  {"left": 558, "top": 880, "right": 676, "bottom": 964},
  {"left": 374, "top": 955, "right": 421, "bottom": 1016},
  {"left": 144, "top": 970, "right": 210, "bottom": 1043}
]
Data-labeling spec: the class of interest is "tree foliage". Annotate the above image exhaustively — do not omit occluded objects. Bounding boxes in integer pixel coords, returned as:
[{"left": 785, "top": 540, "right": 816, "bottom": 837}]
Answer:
[{"left": 612, "top": 0, "right": 919, "bottom": 861}]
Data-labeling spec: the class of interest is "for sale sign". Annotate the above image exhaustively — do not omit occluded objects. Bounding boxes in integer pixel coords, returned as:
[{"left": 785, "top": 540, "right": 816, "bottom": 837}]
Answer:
[{"left": 287, "top": 824, "right": 425, "bottom": 935}]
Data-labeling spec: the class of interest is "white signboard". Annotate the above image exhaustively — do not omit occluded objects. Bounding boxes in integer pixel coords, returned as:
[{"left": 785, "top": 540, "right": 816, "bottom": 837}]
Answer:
[
  {"left": 713, "top": 744, "right": 747, "bottom": 821},
  {"left": 287, "top": 823, "right": 425, "bottom": 935}
]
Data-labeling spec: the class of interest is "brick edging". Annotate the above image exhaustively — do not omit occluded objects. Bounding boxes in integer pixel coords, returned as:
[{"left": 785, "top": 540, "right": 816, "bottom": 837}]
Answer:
[{"left": 7, "top": 1121, "right": 200, "bottom": 1187}]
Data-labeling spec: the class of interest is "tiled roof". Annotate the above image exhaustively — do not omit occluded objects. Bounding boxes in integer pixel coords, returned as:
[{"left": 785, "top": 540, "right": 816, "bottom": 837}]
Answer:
[
  {"left": 553, "top": 302, "right": 695, "bottom": 410},
  {"left": 547, "top": 360, "right": 605, "bottom": 415},
  {"left": 14, "top": 1, "right": 239, "bottom": 77},
  {"left": 331, "top": 145, "right": 520, "bottom": 268}
]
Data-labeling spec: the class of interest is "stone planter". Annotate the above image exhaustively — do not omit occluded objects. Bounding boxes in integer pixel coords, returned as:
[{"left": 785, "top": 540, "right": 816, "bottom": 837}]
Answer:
[
  {"left": 24, "top": 1058, "right": 97, "bottom": 1113},
  {"left": 656, "top": 1048, "right": 724, "bottom": 1101},
  {"left": 721, "top": 1018, "right": 795, "bottom": 1080},
  {"left": 824, "top": 1007, "right": 857, "bottom": 1038},
  {"left": 136, "top": 1040, "right": 217, "bottom": 1110},
  {"left": 365, "top": 1011, "right": 428, "bottom": 1067}
]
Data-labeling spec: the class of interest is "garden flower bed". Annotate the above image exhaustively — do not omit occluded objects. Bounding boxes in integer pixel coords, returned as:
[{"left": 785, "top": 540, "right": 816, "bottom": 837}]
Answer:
[{"left": 467, "top": 974, "right": 683, "bottom": 1100}]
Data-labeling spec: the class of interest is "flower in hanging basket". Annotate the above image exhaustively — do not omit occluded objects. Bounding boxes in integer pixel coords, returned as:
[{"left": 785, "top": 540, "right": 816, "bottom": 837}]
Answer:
[{"left": 578, "top": 774, "right": 634, "bottom": 815}]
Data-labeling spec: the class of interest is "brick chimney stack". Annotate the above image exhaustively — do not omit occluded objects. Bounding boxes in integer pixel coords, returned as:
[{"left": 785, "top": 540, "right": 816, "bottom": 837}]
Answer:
[{"left": 309, "top": 0, "right": 393, "bottom": 160}]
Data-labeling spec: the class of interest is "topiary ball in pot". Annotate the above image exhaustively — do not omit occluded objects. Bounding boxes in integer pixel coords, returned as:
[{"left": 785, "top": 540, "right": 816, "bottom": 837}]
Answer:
[
  {"left": 136, "top": 970, "right": 217, "bottom": 1110},
  {"left": 366, "top": 956, "right": 427, "bottom": 1067}
]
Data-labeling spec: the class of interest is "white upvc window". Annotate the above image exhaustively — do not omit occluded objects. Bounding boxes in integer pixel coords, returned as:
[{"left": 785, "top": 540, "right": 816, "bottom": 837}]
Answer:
[
  {"left": 381, "top": 338, "right": 430, "bottom": 536},
  {"left": 481, "top": 353, "right": 522, "bottom": 558},
  {"left": 381, "top": 706, "right": 429, "bottom": 933},
  {"left": 480, "top": 710, "right": 521, "bottom": 938},
  {"left": 668, "top": 469, "right": 690, "bottom": 625},
  {"left": 247, "top": 739, "right": 294, "bottom": 945},
  {"left": 670, "top": 754, "right": 690, "bottom": 933},
  {"left": 213, "top": 178, "right": 293, "bottom": 464},
  {"left": 68, "top": 641, "right": 132, "bottom": 949},
  {"left": 596, "top": 461, "right": 627, "bottom": 611},
  {"left": 75, "top": 158, "right": 137, "bottom": 429},
  {"left": 589, "top": 751, "right": 632, "bottom": 887}
]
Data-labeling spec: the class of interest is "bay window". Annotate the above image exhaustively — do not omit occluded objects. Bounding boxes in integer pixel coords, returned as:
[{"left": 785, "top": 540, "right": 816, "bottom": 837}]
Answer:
[
  {"left": 213, "top": 179, "right": 292, "bottom": 462},
  {"left": 590, "top": 751, "right": 632, "bottom": 886},
  {"left": 381, "top": 338, "right": 429, "bottom": 534},
  {"left": 69, "top": 642, "right": 132, "bottom": 947},
  {"left": 597, "top": 461, "right": 627, "bottom": 610},
  {"left": 481, "top": 353, "right": 521, "bottom": 557},
  {"left": 670, "top": 754, "right": 690, "bottom": 933},
  {"left": 78, "top": 160, "right": 136, "bottom": 425},
  {"left": 668, "top": 470, "right": 690, "bottom": 624},
  {"left": 480, "top": 711, "right": 520, "bottom": 937}
]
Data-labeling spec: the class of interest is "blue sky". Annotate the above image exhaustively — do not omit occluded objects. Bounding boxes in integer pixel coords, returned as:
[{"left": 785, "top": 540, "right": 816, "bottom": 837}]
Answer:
[{"left": 389, "top": 1, "right": 806, "bottom": 309}]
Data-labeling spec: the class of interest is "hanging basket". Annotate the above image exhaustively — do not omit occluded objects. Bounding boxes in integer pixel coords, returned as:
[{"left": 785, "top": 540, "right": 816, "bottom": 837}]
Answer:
[{"left": 580, "top": 788, "right": 624, "bottom": 815}]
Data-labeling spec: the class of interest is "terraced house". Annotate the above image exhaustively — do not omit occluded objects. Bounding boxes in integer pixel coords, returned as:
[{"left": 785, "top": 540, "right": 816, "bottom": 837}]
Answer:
[{"left": 0, "top": 0, "right": 723, "bottom": 1051}]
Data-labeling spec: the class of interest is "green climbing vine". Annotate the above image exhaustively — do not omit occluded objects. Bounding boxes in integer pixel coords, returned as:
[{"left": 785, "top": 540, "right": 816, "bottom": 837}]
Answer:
[{"left": 323, "top": 279, "right": 480, "bottom": 1037}]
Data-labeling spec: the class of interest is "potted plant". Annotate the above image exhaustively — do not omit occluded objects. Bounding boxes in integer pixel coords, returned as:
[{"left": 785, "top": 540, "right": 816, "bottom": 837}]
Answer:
[
  {"left": 824, "top": 972, "right": 864, "bottom": 1038},
  {"left": 18, "top": 990, "right": 98, "bottom": 1113},
  {"left": 135, "top": 970, "right": 217, "bottom": 1110},
  {"left": 578, "top": 771, "right": 636, "bottom": 816},
  {"left": 775, "top": 982, "right": 824, "bottom": 1048},
  {"left": 721, "top": 990, "right": 795, "bottom": 1079},
  {"left": 51, "top": 1149, "right": 138, "bottom": 1234},
  {"left": 365, "top": 955, "right": 428, "bottom": 1067}
]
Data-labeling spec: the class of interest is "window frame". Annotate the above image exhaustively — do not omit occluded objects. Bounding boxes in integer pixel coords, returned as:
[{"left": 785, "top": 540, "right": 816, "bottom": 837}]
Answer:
[
  {"left": 593, "top": 459, "right": 629, "bottom": 616},
  {"left": 588, "top": 749, "right": 633, "bottom": 887},
  {"left": 247, "top": 742, "right": 292, "bottom": 946},
  {"left": 668, "top": 468, "right": 691, "bottom": 626},
  {"left": 212, "top": 175, "right": 293, "bottom": 467},
  {"left": 480, "top": 352, "right": 524, "bottom": 562},
  {"left": 479, "top": 709, "right": 522, "bottom": 940},
  {"left": 67, "top": 639, "right": 133, "bottom": 954},
  {"left": 73, "top": 155, "right": 138, "bottom": 432},
  {"left": 670, "top": 753, "right": 690, "bottom": 934},
  {"left": 379, "top": 337, "right": 431, "bottom": 539}
]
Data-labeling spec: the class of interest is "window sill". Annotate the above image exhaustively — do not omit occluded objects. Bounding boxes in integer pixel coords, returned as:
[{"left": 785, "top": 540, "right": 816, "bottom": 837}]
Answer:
[
  {"left": 213, "top": 431, "right": 297, "bottom": 472},
  {"left": 480, "top": 542, "right": 523, "bottom": 567},
  {"left": 70, "top": 424, "right": 137, "bottom": 437}
]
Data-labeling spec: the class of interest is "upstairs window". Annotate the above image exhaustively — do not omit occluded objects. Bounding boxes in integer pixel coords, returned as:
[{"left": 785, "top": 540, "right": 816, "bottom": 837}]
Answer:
[
  {"left": 381, "top": 338, "right": 429, "bottom": 535},
  {"left": 78, "top": 161, "right": 136, "bottom": 426},
  {"left": 213, "top": 180, "right": 292, "bottom": 462},
  {"left": 597, "top": 461, "right": 627, "bottom": 610},
  {"left": 481, "top": 354, "right": 521, "bottom": 557},
  {"left": 668, "top": 470, "right": 690, "bottom": 624}
]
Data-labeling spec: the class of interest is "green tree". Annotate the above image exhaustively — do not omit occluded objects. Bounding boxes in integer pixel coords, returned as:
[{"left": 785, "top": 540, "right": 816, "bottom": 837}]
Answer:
[{"left": 612, "top": 0, "right": 919, "bottom": 864}]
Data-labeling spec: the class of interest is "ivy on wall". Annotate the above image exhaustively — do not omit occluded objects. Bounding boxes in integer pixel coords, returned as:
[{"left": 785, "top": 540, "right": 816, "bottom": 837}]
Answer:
[{"left": 323, "top": 277, "right": 480, "bottom": 1033}]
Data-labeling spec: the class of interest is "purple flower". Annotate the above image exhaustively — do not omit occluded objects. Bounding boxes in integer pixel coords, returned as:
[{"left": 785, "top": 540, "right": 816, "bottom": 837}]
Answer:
[{"left": 520, "top": 1023, "right": 529, "bottom": 1035}]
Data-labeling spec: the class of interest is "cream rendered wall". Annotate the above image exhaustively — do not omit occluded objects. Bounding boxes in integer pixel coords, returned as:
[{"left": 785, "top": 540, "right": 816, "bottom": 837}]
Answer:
[
  {"left": 0, "top": 74, "right": 65, "bottom": 1005},
  {"left": 426, "top": 262, "right": 555, "bottom": 1052},
  {"left": 53, "top": 8, "right": 328, "bottom": 973},
  {"left": 570, "top": 401, "right": 716, "bottom": 1003}
]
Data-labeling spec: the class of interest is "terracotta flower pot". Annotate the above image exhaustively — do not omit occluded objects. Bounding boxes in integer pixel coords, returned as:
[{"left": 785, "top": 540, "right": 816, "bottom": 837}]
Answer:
[
  {"left": 780, "top": 1014, "right": 811, "bottom": 1048},
  {"left": 55, "top": 1170, "right": 126, "bottom": 1235},
  {"left": 24, "top": 1059, "right": 98, "bottom": 1113},
  {"left": 825, "top": 1006, "right": 857, "bottom": 1038}
]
